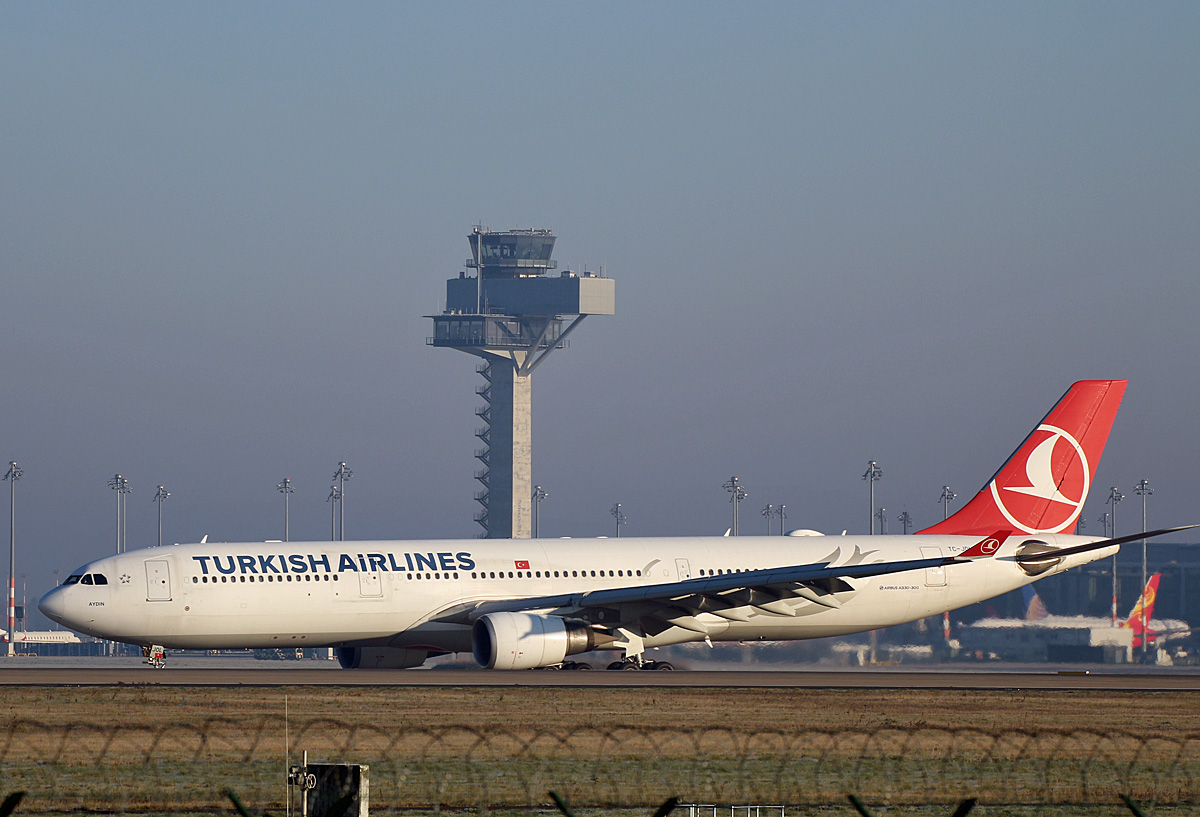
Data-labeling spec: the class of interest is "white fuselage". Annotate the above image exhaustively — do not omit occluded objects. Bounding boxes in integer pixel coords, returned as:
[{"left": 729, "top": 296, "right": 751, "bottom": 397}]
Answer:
[{"left": 39, "top": 533, "right": 1115, "bottom": 656}]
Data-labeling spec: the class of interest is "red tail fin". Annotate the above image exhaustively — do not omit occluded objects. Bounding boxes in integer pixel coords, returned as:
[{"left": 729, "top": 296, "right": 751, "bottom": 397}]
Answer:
[
  {"left": 1124, "top": 572, "right": 1160, "bottom": 635},
  {"left": 918, "top": 380, "right": 1127, "bottom": 536}
]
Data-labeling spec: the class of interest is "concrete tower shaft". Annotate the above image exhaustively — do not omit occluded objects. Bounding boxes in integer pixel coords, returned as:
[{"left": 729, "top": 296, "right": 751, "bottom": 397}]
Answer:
[{"left": 428, "top": 228, "right": 614, "bottom": 539}]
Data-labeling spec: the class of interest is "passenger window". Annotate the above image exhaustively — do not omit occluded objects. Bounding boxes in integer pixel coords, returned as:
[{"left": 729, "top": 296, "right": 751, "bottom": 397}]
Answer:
[{"left": 81, "top": 575, "right": 94, "bottom": 585}]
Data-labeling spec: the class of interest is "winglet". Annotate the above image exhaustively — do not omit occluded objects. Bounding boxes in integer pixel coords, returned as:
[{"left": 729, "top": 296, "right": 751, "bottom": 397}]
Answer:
[{"left": 957, "top": 530, "right": 1011, "bottom": 559}]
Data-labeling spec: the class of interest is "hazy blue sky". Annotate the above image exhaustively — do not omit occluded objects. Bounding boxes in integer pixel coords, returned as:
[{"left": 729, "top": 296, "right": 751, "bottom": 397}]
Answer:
[{"left": 3, "top": 3, "right": 1198, "bottom": 613}]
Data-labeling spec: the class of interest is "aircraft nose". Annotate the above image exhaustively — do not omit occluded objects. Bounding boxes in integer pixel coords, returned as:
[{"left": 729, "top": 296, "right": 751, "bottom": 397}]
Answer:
[{"left": 38, "top": 586, "right": 67, "bottom": 624}]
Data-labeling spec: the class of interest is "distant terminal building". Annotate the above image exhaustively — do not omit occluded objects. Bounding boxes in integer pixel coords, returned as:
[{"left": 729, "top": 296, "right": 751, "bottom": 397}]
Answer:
[
  {"left": 958, "top": 618, "right": 1134, "bottom": 663},
  {"left": 428, "top": 227, "right": 615, "bottom": 538}
]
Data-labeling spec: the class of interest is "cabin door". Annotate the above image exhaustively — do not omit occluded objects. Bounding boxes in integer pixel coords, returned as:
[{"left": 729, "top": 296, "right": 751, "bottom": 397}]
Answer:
[
  {"left": 920, "top": 547, "right": 947, "bottom": 587},
  {"left": 145, "top": 560, "right": 172, "bottom": 601},
  {"left": 358, "top": 570, "right": 383, "bottom": 597}
]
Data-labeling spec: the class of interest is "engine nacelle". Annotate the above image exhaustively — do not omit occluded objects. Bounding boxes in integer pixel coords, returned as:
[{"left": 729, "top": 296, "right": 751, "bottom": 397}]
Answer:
[
  {"left": 336, "top": 646, "right": 429, "bottom": 669},
  {"left": 472, "top": 612, "right": 601, "bottom": 670}
]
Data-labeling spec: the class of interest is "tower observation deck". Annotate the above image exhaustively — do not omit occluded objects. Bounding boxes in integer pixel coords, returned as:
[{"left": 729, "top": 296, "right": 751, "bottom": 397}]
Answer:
[{"left": 428, "top": 227, "right": 615, "bottom": 538}]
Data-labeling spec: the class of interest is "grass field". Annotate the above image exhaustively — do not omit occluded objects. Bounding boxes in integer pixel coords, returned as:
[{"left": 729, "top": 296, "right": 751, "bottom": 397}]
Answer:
[
  {"left": 7, "top": 685, "right": 1198, "bottom": 733},
  {"left": 1, "top": 685, "right": 1197, "bottom": 815}
]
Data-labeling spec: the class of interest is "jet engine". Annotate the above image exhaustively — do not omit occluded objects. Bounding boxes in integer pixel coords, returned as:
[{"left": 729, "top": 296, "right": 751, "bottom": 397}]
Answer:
[
  {"left": 336, "top": 646, "right": 429, "bottom": 669},
  {"left": 472, "top": 612, "right": 604, "bottom": 670}
]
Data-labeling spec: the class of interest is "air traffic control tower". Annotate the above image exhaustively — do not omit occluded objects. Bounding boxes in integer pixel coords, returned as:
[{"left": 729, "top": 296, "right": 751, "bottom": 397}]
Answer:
[{"left": 428, "top": 227, "right": 615, "bottom": 538}]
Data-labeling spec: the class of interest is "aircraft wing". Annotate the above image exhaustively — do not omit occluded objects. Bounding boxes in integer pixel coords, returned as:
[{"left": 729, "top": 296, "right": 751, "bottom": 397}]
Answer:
[
  {"left": 436, "top": 525, "right": 1196, "bottom": 634},
  {"left": 436, "top": 549, "right": 964, "bottom": 629}
]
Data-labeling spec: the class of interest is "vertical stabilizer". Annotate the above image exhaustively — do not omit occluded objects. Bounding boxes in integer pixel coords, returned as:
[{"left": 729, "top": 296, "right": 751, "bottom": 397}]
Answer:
[
  {"left": 1021, "top": 585, "right": 1050, "bottom": 621},
  {"left": 918, "top": 380, "right": 1127, "bottom": 536},
  {"left": 1124, "top": 573, "right": 1161, "bottom": 645}
]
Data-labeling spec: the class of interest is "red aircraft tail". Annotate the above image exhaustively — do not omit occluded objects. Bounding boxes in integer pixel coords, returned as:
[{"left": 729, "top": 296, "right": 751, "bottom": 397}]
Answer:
[
  {"left": 1124, "top": 572, "right": 1161, "bottom": 647},
  {"left": 919, "top": 380, "right": 1127, "bottom": 536}
]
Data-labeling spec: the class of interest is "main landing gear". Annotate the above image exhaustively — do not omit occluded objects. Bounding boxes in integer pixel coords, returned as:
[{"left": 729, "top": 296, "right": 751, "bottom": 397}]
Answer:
[
  {"left": 142, "top": 645, "right": 167, "bottom": 669},
  {"left": 606, "top": 659, "right": 674, "bottom": 671}
]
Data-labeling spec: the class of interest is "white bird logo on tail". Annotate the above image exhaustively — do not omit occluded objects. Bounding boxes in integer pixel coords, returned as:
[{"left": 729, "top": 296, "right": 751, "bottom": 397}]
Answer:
[{"left": 991, "top": 424, "right": 1090, "bottom": 533}]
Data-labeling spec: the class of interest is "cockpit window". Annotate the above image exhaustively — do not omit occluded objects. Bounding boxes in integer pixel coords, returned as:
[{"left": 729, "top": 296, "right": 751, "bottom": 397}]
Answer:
[
  {"left": 92, "top": 574, "right": 108, "bottom": 585},
  {"left": 81, "top": 575, "right": 94, "bottom": 585},
  {"left": 63, "top": 575, "right": 82, "bottom": 586}
]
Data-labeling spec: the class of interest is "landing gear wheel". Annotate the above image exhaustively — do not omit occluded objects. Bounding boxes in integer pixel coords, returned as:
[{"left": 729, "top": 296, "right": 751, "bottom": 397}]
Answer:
[
  {"left": 653, "top": 662, "right": 675, "bottom": 671},
  {"left": 574, "top": 663, "right": 592, "bottom": 670},
  {"left": 607, "top": 661, "right": 626, "bottom": 670},
  {"left": 621, "top": 662, "right": 641, "bottom": 670}
]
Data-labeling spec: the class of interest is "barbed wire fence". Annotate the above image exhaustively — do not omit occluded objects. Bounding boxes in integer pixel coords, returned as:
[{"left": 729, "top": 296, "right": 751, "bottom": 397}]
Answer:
[{"left": 0, "top": 718, "right": 1197, "bottom": 814}]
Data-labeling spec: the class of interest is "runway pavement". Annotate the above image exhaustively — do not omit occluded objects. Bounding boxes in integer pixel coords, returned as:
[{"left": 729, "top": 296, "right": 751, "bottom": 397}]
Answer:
[{"left": 2, "top": 657, "right": 1199, "bottom": 689}]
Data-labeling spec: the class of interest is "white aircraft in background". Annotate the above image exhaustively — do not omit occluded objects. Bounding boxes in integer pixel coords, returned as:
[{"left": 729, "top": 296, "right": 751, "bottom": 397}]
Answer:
[
  {"left": 40, "top": 380, "right": 1192, "bottom": 670},
  {"left": 972, "top": 572, "right": 1191, "bottom": 649},
  {"left": 2, "top": 630, "right": 81, "bottom": 645}
]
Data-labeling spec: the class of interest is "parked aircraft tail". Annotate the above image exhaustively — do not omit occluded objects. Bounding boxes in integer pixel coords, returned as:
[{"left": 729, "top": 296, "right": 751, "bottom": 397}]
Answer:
[
  {"left": 1125, "top": 572, "right": 1161, "bottom": 646},
  {"left": 919, "top": 380, "right": 1127, "bottom": 536},
  {"left": 1020, "top": 585, "right": 1050, "bottom": 621}
]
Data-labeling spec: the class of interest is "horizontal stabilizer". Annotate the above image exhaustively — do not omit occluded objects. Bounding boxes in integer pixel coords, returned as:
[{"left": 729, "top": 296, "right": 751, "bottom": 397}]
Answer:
[{"left": 1013, "top": 526, "right": 1197, "bottom": 564}]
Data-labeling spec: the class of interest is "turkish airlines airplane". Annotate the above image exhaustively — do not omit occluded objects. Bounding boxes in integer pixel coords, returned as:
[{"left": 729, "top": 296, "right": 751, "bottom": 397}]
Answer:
[{"left": 38, "top": 380, "right": 1191, "bottom": 670}]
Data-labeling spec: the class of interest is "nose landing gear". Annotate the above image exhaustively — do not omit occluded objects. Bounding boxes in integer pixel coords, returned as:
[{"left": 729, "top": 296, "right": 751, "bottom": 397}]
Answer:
[{"left": 142, "top": 645, "right": 167, "bottom": 669}]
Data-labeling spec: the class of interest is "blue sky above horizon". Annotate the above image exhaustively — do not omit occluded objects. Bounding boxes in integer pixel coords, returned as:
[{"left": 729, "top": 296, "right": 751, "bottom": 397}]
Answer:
[{"left": 3, "top": 3, "right": 1199, "bottom": 615}]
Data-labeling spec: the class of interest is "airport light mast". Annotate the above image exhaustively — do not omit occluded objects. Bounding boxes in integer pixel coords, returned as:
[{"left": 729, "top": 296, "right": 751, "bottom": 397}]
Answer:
[
  {"left": 723, "top": 476, "right": 748, "bottom": 536},
  {"left": 939, "top": 485, "right": 956, "bottom": 520},
  {"left": 428, "top": 228, "right": 615, "bottom": 538},
  {"left": 532, "top": 485, "right": 548, "bottom": 538},
  {"left": 1107, "top": 487, "right": 1124, "bottom": 626},
  {"left": 863, "top": 461, "right": 882, "bottom": 534},
  {"left": 327, "top": 485, "right": 341, "bottom": 541},
  {"left": 277, "top": 477, "right": 294, "bottom": 542},
  {"left": 5, "top": 461, "right": 23, "bottom": 658},
  {"left": 108, "top": 474, "right": 130, "bottom": 554},
  {"left": 1135, "top": 478, "right": 1153, "bottom": 659},
  {"left": 332, "top": 462, "right": 352, "bottom": 541},
  {"left": 610, "top": 503, "right": 627, "bottom": 538},
  {"left": 153, "top": 485, "right": 170, "bottom": 548}
]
